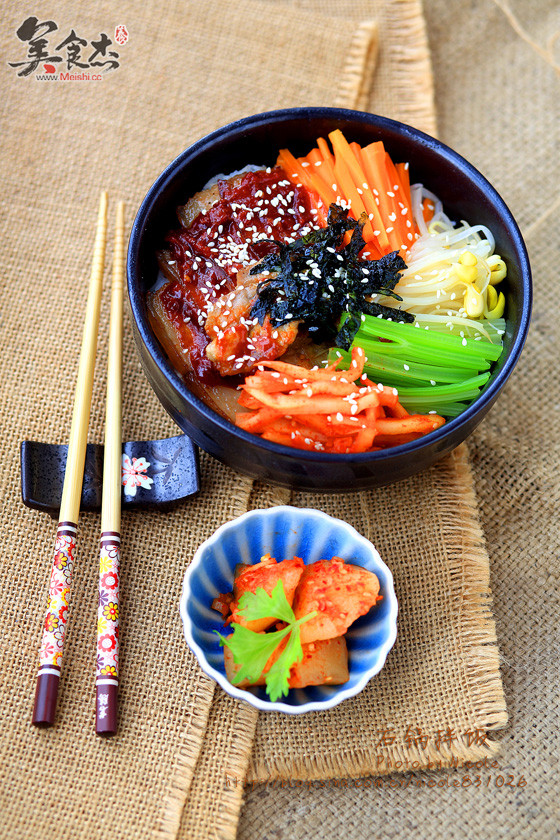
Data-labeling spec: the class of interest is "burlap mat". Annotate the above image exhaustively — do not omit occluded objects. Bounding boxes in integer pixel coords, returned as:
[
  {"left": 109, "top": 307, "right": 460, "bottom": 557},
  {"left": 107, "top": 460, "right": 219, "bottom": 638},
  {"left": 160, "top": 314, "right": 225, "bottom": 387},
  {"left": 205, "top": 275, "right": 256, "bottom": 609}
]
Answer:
[{"left": 0, "top": 1, "right": 516, "bottom": 838}]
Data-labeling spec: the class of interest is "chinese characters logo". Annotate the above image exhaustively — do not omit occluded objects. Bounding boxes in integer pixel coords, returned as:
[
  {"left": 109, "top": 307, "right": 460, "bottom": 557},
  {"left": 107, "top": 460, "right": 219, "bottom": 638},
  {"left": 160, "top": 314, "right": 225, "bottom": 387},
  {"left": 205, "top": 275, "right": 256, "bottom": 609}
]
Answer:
[{"left": 7, "top": 17, "right": 127, "bottom": 80}]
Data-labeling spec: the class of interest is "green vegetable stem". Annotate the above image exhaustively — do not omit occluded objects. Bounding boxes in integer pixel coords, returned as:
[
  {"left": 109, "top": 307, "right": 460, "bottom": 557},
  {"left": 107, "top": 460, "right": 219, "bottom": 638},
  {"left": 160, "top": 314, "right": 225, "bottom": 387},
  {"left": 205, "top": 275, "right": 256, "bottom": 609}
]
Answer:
[{"left": 330, "top": 314, "right": 503, "bottom": 417}]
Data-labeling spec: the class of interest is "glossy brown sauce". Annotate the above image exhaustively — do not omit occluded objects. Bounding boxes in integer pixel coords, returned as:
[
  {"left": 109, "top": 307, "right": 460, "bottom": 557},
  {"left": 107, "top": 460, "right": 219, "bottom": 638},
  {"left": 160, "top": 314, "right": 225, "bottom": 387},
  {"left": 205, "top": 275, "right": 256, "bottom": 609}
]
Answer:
[{"left": 157, "top": 166, "right": 321, "bottom": 383}]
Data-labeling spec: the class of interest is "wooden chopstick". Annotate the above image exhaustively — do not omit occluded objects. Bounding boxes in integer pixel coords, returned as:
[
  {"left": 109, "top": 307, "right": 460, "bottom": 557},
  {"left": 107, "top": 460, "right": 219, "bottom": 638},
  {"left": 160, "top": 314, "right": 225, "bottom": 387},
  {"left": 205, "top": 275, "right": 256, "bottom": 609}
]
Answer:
[
  {"left": 95, "top": 201, "right": 125, "bottom": 735},
  {"left": 32, "top": 191, "right": 108, "bottom": 727}
]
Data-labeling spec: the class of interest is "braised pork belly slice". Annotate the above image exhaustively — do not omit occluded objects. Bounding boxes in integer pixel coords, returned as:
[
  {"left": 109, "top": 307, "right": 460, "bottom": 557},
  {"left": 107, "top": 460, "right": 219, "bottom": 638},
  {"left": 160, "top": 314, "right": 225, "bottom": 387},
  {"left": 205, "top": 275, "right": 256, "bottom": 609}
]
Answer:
[
  {"left": 176, "top": 171, "right": 258, "bottom": 229},
  {"left": 204, "top": 266, "right": 299, "bottom": 377}
]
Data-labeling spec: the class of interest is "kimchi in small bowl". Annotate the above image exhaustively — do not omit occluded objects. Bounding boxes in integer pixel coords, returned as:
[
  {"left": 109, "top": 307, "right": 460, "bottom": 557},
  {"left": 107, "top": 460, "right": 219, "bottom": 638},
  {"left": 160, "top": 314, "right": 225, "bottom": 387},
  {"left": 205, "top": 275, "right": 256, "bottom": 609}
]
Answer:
[
  {"left": 180, "top": 506, "right": 398, "bottom": 713},
  {"left": 127, "top": 108, "right": 531, "bottom": 491}
]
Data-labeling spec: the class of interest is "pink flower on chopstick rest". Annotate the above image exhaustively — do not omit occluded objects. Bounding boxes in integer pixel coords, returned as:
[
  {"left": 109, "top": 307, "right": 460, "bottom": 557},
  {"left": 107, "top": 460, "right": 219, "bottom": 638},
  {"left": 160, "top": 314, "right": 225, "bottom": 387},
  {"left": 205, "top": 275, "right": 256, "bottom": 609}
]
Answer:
[{"left": 121, "top": 454, "right": 154, "bottom": 496}]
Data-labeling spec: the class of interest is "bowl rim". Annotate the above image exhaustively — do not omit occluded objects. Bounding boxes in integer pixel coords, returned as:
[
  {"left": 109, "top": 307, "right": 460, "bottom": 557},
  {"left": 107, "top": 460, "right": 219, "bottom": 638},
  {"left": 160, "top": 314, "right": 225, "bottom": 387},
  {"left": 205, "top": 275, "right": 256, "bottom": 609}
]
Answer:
[
  {"left": 128, "top": 106, "right": 532, "bottom": 464},
  {"left": 179, "top": 505, "right": 399, "bottom": 713}
]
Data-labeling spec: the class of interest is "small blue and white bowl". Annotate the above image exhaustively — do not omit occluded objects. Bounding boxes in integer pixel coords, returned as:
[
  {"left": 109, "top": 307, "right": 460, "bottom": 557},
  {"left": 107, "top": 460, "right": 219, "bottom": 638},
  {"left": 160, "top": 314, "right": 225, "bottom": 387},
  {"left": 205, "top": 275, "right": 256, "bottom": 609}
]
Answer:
[{"left": 180, "top": 506, "right": 398, "bottom": 714}]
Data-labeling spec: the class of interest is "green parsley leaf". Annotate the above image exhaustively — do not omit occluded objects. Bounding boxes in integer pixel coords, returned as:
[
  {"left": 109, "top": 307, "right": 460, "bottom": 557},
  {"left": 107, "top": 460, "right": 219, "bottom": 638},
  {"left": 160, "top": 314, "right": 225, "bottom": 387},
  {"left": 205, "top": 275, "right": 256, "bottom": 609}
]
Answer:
[
  {"left": 264, "top": 621, "right": 304, "bottom": 702},
  {"left": 215, "top": 579, "right": 316, "bottom": 701},
  {"left": 235, "top": 579, "right": 296, "bottom": 625},
  {"left": 216, "top": 622, "right": 292, "bottom": 685}
]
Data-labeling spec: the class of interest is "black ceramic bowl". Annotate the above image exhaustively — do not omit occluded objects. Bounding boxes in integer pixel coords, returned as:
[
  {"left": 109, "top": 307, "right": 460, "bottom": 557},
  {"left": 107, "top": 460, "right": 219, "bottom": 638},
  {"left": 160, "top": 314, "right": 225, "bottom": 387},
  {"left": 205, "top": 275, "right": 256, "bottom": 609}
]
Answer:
[{"left": 127, "top": 108, "right": 531, "bottom": 492}]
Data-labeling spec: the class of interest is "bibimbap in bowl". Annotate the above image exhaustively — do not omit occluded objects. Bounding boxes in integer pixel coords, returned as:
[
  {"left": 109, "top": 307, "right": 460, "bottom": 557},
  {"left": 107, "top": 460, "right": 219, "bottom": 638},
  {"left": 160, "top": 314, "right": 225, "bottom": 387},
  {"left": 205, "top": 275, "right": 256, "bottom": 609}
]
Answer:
[{"left": 127, "top": 108, "right": 531, "bottom": 491}]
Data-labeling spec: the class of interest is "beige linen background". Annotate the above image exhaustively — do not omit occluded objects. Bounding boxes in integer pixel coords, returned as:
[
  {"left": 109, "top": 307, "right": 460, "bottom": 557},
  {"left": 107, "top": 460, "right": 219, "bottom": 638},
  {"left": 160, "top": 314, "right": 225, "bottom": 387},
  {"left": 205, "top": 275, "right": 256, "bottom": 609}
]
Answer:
[{"left": 0, "top": 1, "right": 556, "bottom": 839}]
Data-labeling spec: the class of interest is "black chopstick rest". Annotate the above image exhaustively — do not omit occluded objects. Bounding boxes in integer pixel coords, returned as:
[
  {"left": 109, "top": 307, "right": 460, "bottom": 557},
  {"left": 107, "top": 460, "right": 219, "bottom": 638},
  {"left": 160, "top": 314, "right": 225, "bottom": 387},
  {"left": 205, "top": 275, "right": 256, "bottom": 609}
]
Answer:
[{"left": 21, "top": 435, "right": 200, "bottom": 515}]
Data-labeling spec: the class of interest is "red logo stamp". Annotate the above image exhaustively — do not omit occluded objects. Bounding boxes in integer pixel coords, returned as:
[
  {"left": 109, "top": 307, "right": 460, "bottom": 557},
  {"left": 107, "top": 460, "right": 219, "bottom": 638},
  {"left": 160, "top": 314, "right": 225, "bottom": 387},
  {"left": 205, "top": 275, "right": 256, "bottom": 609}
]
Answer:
[{"left": 114, "top": 25, "right": 128, "bottom": 46}]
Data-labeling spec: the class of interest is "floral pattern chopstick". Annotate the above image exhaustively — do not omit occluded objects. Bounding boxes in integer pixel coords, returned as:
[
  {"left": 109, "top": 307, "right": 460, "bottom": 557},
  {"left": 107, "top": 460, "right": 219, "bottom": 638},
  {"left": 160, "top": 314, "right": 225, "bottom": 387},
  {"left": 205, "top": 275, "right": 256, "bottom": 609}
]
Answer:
[
  {"left": 95, "top": 201, "right": 125, "bottom": 735},
  {"left": 32, "top": 192, "right": 108, "bottom": 727}
]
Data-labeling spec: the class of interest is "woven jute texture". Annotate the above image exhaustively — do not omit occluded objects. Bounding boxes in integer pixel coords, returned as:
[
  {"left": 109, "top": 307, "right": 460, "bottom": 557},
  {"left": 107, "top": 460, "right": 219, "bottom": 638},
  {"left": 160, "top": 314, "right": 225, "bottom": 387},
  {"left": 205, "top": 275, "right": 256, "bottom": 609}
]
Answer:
[
  {"left": 238, "top": 1, "right": 560, "bottom": 839},
  {"left": 0, "top": 0, "right": 518, "bottom": 839},
  {"left": 247, "top": 445, "right": 507, "bottom": 783}
]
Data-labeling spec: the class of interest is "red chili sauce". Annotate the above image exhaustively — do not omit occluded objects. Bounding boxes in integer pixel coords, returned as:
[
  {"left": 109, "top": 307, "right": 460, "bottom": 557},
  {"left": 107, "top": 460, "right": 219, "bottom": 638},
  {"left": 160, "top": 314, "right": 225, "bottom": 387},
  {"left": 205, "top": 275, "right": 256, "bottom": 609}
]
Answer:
[{"left": 157, "top": 166, "right": 321, "bottom": 383}]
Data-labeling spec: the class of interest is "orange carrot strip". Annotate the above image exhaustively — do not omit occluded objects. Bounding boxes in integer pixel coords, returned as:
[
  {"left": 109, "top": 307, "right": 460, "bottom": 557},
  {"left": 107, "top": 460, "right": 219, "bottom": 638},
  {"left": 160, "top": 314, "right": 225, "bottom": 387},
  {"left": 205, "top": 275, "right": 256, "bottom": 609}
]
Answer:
[
  {"left": 383, "top": 152, "right": 411, "bottom": 249},
  {"left": 374, "top": 433, "right": 420, "bottom": 446},
  {"left": 303, "top": 380, "right": 360, "bottom": 397},
  {"left": 278, "top": 149, "right": 337, "bottom": 210},
  {"left": 306, "top": 148, "right": 322, "bottom": 164},
  {"left": 306, "top": 148, "right": 329, "bottom": 179},
  {"left": 361, "top": 142, "right": 403, "bottom": 252},
  {"left": 328, "top": 130, "right": 386, "bottom": 249},
  {"left": 244, "top": 375, "right": 300, "bottom": 393},
  {"left": 371, "top": 383, "right": 400, "bottom": 409},
  {"left": 264, "top": 417, "right": 307, "bottom": 436},
  {"left": 257, "top": 361, "right": 342, "bottom": 380},
  {"left": 329, "top": 130, "right": 369, "bottom": 192},
  {"left": 375, "top": 415, "right": 445, "bottom": 435},
  {"left": 394, "top": 161, "right": 418, "bottom": 240},
  {"left": 332, "top": 156, "right": 375, "bottom": 242},
  {"left": 277, "top": 149, "right": 332, "bottom": 219},
  {"left": 383, "top": 400, "right": 409, "bottom": 418},
  {"left": 302, "top": 149, "right": 341, "bottom": 222},
  {"left": 307, "top": 149, "right": 339, "bottom": 208},
  {"left": 352, "top": 147, "right": 391, "bottom": 254},
  {"left": 305, "top": 149, "right": 334, "bottom": 191},
  {"left": 422, "top": 197, "right": 435, "bottom": 224},
  {"left": 236, "top": 408, "right": 284, "bottom": 433},
  {"left": 345, "top": 428, "right": 377, "bottom": 452},
  {"left": 330, "top": 436, "right": 358, "bottom": 453},
  {"left": 241, "top": 388, "right": 358, "bottom": 415},
  {"left": 395, "top": 162, "right": 413, "bottom": 218},
  {"left": 277, "top": 149, "right": 316, "bottom": 192},
  {"left": 296, "top": 414, "right": 367, "bottom": 438},
  {"left": 237, "top": 391, "right": 262, "bottom": 409},
  {"left": 317, "top": 136, "right": 334, "bottom": 166},
  {"left": 261, "top": 347, "right": 365, "bottom": 382},
  {"left": 261, "top": 430, "right": 325, "bottom": 451}
]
